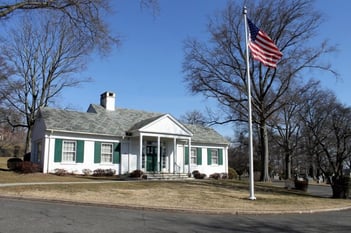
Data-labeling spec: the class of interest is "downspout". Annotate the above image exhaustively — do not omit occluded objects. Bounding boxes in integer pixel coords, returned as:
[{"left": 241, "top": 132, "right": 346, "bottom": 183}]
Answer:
[
  {"left": 139, "top": 133, "right": 143, "bottom": 171},
  {"left": 128, "top": 137, "right": 131, "bottom": 173},
  {"left": 173, "top": 137, "right": 177, "bottom": 174}
]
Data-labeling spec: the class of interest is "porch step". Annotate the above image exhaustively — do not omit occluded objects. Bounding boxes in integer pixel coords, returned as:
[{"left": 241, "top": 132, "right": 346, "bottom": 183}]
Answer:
[{"left": 145, "top": 173, "right": 193, "bottom": 180}]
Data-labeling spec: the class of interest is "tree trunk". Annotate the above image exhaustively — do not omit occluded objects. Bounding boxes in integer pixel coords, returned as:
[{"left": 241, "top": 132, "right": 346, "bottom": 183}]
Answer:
[
  {"left": 331, "top": 176, "right": 350, "bottom": 199},
  {"left": 24, "top": 127, "right": 31, "bottom": 154},
  {"left": 263, "top": 124, "right": 270, "bottom": 182},
  {"left": 260, "top": 122, "right": 271, "bottom": 182},
  {"left": 285, "top": 151, "right": 292, "bottom": 179}
]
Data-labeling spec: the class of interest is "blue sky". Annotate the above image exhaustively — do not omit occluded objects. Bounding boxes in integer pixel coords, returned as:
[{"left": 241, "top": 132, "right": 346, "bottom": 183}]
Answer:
[{"left": 59, "top": 0, "right": 350, "bottom": 137}]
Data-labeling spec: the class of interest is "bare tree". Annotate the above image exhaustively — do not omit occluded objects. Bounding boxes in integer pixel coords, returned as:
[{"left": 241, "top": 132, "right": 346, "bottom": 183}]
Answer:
[
  {"left": 300, "top": 88, "right": 351, "bottom": 198},
  {"left": 229, "top": 131, "right": 249, "bottom": 180},
  {"left": 182, "top": 0, "right": 336, "bottom": 181},
  {"left": 0, "top": 14, "right": 97, "bottom": 153},
  {"left": 270, "top": 80, "right": 320, "bottom": 179},
  {"left": 0, "top": 1, "right": 158, "bottom": 53},
  {"left": 179, "top": 110, "right": 207, "bottom": 126},
  {"left": 0, "top": 119, "right": 26, "bottom": 157},
  {"left": 0, "top": 0, "right": 122, "bottom": 55},
  {"left": 0, "top": 1, "right": 159, "bottom": 154}
]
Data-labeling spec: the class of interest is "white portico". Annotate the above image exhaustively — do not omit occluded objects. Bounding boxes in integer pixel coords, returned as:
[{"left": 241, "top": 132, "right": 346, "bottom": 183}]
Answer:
[{"left": 130, "top": 114, "right": 192, "bottom": 174}]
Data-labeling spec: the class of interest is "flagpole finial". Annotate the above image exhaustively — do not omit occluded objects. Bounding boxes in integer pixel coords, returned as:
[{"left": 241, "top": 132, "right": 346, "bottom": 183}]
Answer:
[{"left": 243, "top": 6, "right": 247, "bottom": 15}]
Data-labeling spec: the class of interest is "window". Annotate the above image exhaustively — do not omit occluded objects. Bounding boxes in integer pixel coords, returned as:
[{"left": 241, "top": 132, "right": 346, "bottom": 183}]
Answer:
[
  {"left": 161, "top": 145, "right": 167, "bottom": 169},
  {"left": 211, "top": 149, "right": 218, "bottom": 165},
  {"left": 190, "top": 148, "right": 197, "bottom": 164},
  {"left": 36, "top": 141, "right": 42, "bottom": 163},
  {"left": 94, "top": 141, "right": 119, "bottom": 164},
  {"left": 55, "top": 139, "right": 84, "bottom": 163},
  {"left": 101, "top": 143, "right": 113, "bottom": 163},
  {"left": 62, "top": 140, "right": 76, "bottom": 162}
]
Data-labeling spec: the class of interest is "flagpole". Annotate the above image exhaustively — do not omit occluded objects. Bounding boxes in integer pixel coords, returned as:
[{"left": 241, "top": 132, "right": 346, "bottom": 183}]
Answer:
[{"left": 243, "top": 6, "right": 256, "bottom": 200}]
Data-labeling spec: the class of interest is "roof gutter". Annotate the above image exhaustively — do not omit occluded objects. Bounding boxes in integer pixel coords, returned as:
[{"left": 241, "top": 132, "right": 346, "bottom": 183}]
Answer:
[{"left": 45, "top": 129, "right": 123, "bottom": 138}]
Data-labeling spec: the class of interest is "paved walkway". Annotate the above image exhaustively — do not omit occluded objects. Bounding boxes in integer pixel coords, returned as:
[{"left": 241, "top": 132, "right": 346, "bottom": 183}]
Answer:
[
  {"left": 271, "top": 180, "right": 333, "bottom": 198},
  {"left": 0, "top": 180, "right": 121, "bottom": 187}
]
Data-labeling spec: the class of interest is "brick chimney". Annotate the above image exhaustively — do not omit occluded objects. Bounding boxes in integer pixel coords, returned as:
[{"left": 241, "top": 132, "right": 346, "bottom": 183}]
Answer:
[{"left": 100, "top": 91, "right": 115, "bottom": 111}]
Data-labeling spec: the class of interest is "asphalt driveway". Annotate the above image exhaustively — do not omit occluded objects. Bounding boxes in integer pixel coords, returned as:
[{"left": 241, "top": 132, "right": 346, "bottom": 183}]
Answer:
[
  {"left": 1, "top": 197, "right": 351, "bottom": 233},
  {"left": 272, "top": 180, "right": 333, "bottom": 198}
]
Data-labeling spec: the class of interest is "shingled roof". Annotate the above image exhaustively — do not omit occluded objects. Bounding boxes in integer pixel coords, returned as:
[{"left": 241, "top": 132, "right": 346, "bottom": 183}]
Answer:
[{"left": 38, "top": 104, "right": 228, "bottom": 145}]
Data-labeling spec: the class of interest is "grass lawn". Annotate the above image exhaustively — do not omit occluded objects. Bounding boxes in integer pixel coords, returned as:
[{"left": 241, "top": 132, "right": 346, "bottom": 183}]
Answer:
[
  {"left": 0, "top": 156, "right": 9, "bottom": 170},
  {"left": 0, "top": 157, "right": 350, "bottom": 214}
]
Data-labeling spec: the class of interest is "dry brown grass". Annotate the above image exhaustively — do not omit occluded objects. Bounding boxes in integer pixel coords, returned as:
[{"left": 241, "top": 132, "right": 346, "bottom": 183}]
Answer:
[
  {"left": 0, "top": 157, "right": 10, "bottom": 170},
  {"left": 0, "top": 157, "right": 349, "bottom": 214},
  {"left": 1, "top": 176, "right": 350, "bottom": 214},
  {"left": 0, "top": 170, "right": 94, "bottom": 183}
]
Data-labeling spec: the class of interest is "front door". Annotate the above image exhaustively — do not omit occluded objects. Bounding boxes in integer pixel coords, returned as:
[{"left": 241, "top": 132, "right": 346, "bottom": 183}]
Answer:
[{"left": 146, "top": 145, "right": 157, "bottom": 172}]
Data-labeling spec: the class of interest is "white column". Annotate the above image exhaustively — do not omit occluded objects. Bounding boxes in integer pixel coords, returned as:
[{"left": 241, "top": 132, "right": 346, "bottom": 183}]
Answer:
[
  {"left": 168, "top": 138, "right": 172, "bottom": 173},
  {"left": 44, "top": 135, "right": 50, "bottom": 174},
  {"left": 144, "top": 140, "right": 147, "bottom": 171},
  {"left": 127, "top": 141, "right": 131, "bottom": 173},
  {"left": 157, "top": 136, "right": 160, "bottom": 173},
  {"left": 139, "top": 133, "right": 143, "bottom": 171},
  {"left": 225, "top": 146, "right": 229, "bottom": 173},
  {"left": 173, "top": 137, "right": 177, "bottom": 173},
  {"left": 188, "top": 138, "right": 191, "bottom": 174}
]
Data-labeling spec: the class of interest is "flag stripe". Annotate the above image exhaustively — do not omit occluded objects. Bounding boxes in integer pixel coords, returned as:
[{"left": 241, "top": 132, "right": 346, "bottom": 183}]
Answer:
[
  {"left": 255, "top": 32, "right": 282, "bottom": 56},
  {"left": 249, "top": 42, "right": 281, "bottom": 60},
  {"left": 247, "top": 18, "right": 282, "bottom": 68},
  {"left": 248, "top": 47, "right": 280, "bottom": 67}
]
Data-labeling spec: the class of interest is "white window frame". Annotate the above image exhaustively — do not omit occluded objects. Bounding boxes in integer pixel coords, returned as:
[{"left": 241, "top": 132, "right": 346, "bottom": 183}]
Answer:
[
  {"left": 211, "top": 149, "right": 218, "bottom": 165},
  {"left": 62, "top": 140, "right": 76, "bottom": 163},
  {"left": 101, "top": 143, "right": 113, "bottom": 164}
]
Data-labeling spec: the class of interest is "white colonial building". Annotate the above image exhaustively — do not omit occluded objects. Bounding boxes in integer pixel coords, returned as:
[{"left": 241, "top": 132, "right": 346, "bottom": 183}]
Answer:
[{"left": 31, "top": 92, "right": 229, "bottom": 177}]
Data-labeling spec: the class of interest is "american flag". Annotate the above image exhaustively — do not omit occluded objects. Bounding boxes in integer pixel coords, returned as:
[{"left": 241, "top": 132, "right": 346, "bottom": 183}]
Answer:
[{"left": 247, "top": 18, "right": 282, "bottom": 68}]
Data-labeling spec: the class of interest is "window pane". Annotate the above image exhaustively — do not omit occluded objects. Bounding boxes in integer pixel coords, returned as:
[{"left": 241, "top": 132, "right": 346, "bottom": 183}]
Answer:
[
  {"left": 36, "top": 141, "right": 42, "bottom": 162},
  {"left": 211, "top": 149, "right": 218, "bottom": 165},
  {"left": 101, "top": 143, "right": 113, "bottom": 163},
  {"left": 161, "top": 145, "right": 166, "bottom": 169},
  {"left": 62, "top": 141, "right": 76, "bottom": 162},
  {"left": 191, "top": 148, "right": 197, "bottom": 164}
]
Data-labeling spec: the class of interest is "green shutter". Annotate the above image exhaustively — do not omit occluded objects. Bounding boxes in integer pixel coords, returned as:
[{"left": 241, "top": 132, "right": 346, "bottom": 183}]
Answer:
[
  {"left": 94, "top": 141, "right": 101, "bottom": 163},
  {"left": 218, "top": 148, "right": 223, "bottom": 165},
  {"left": 185, "top": 147, "right": 189, "bottom": 165},
  {"left": 76, "top": 140, "right": 84, "bottom": 163},
  {"left": 54, "top": 139, "right": 62, "bottom": 162},
  {"left": 196, "top": 148, "right": 202, "bottom": 165},
  {"left": 113, "top": 143, "right": 121, "bottom": 164},
  {"left": 207, "top": 148, "right": 212, "bottom": 165}
]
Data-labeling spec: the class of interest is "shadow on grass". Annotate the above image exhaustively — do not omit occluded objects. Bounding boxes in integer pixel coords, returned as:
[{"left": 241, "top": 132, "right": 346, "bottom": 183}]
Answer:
[{"left": 185, "top": 179, "right": 332, "bottom": 200}]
